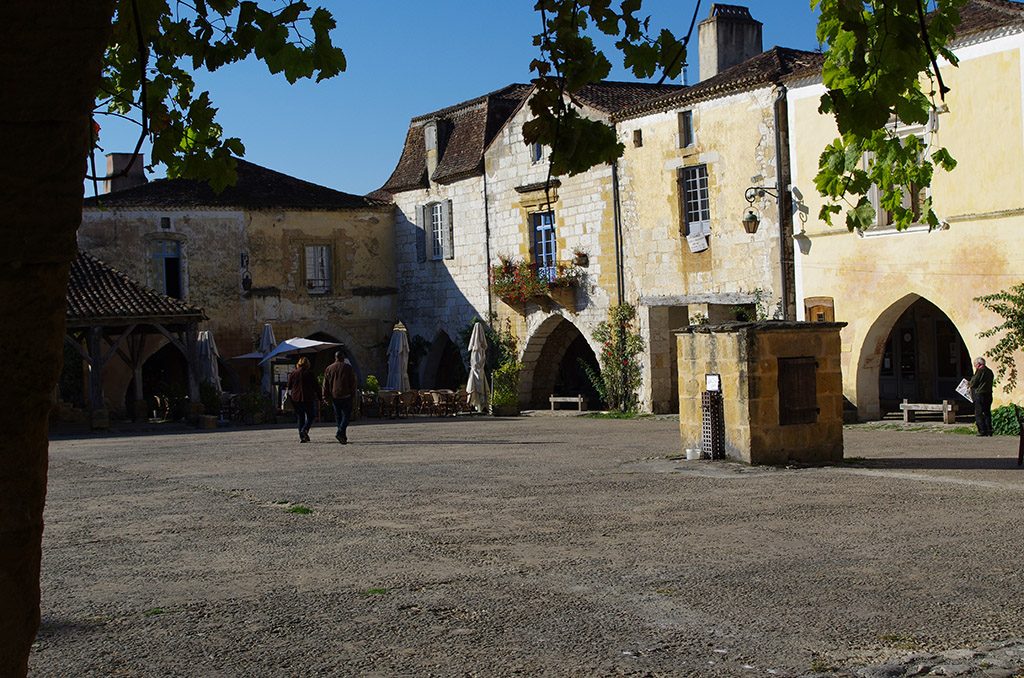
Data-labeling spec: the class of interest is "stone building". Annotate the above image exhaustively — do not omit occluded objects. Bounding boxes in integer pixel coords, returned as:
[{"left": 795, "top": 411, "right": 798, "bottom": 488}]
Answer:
[
  {"left": 787, "top": 0, "right": 1024, "bottom": 418},
  {"left": 79, "top": 157, "right": 396, "bottom": 415},
  {"left": 379, "top": 82, "right": 684, "bottom": 402}
]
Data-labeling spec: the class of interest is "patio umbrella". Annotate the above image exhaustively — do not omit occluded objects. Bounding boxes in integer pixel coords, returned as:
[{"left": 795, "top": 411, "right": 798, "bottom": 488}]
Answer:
[
  {"left": 258, "top": 323, "right": 277, "bottom": 395},
  {"left": 466, "top": 322, "right": 489, "bottom": 411},
  {"left": 385, "top": 321, "right": 410, "bottom": 391},
  {"left": 257, "top": 337, "right": 342, "bottom": 365},
  {"left": 196, "top": 330, "right": 222, "bottom": 393}
]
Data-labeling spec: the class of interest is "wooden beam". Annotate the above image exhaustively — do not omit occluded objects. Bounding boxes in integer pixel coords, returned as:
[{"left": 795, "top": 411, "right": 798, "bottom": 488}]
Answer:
[{"left": 64, "top": 334, "right": 90, "bottom": 364}]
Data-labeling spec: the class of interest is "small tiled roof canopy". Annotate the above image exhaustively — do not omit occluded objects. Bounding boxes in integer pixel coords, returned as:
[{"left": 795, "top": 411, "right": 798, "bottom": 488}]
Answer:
[
  {"left": 83, "top": 158, "right": 391, "bottom": 211},
  {"left": 67, "top": 251, "right": 205, "bottom": 328},
  {"left": 379, "top": 81, "right": 684, "bottom": 195}
]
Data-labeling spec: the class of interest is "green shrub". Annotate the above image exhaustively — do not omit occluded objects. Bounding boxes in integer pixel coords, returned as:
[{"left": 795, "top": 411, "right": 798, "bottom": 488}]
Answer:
[
  {"left": 364, "top": 375, "right": 380, "bottom": 393},
  {"left": 491, "top": 361, "right": 522, "bottom": 407},
  {"left": 199, "top": 380, "right": 221, "bottom": 415},
  {"left": 992, "top": 404, "right": 1023, "bottom": 436}
]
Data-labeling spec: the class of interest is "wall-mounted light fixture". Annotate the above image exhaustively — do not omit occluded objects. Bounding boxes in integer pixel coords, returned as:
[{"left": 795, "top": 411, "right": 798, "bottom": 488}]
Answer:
[
  {"left": 742, "top": 185, "right": 779, "bottom": 234},
  {"left": 240, "top": 253, "right": 252, "bottom": 291}
]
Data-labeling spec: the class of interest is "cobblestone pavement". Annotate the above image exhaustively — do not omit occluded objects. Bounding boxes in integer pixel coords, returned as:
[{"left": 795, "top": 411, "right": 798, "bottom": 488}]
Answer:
[{"left": 31, "top": 415, "right": 1024, "bottom": 677}]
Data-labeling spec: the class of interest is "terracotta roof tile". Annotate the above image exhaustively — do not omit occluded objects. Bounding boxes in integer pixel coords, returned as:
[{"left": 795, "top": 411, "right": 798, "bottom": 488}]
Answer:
[
  {"left": 954, "top": 0, "right": 1024, "bottom": 36},
  {"left": 381, "top": 84, "right": 531, "bottom": 192},
  {"left": 67, "top": 251, "right": 205, "bottom": 326},
  {"left": 614, "top": 47, "right": 825, "bottom": 120},
  {"left": 83, "top": 159, "right": 390, "bottom": 211}
]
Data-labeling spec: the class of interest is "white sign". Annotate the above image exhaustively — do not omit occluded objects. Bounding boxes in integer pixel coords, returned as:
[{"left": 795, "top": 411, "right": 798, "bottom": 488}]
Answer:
[
  {"left": 686, "top": 232, "right": 709, "bottom": 253},
  {"left": 706, "top": 374, "right": 721, "bottom": 392},
  {"left": 956, "top": 378, "right": 973, "bottom": 403}
]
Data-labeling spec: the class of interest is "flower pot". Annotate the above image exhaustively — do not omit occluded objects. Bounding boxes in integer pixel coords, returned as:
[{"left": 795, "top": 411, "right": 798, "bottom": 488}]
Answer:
[
  {"left": 492, "top": 403, "right": 520, "bottom": 417},
  {"left": 548, "top": 285, "right": 576, "bottom": 312},
  {"left": 574, "top": 253, "right": 588, "bottom": 267},
  {"left": 500, "top": 295, "right": 529, "bottom": 314}
]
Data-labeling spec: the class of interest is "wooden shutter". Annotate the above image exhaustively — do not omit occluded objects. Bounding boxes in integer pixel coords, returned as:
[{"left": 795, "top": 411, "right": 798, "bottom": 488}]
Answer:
[
  {"left": 415, "top": 205, "right": 427, "bottom": 263},
  {"left": 442, "top": 199, "right": 454, "bottom": 259},
  {"left": 778, "top": 357, "right": 818, "bottom": 425}
]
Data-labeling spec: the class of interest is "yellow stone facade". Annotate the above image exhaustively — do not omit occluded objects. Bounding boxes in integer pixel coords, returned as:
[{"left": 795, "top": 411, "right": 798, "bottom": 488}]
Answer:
[{"left": 788, "top": 28, "right": 1024, "bottom": 418}]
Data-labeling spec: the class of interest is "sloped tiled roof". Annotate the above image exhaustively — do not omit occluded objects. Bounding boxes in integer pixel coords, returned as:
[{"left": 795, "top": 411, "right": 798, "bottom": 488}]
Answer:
[
  {"left": 381, "top": 81, "right": 683, "bottom": 192},
  {"left": 954, "top": 0, "right": 1024, "bottom": 36},
  {"left": 83, "top": 158, "right": 390, "bottom": 211},
  {"left": 574, "top": 81, "right": 686, "bottom": 113},
  {"left": 615, "top": 47, "right": 825, "bottom": 120},
  {"left": 381, "top": 84, "right": 531, "bottom": 192},
  {"left": 67, "top": 251, "right": 205, "bottom": 327}
]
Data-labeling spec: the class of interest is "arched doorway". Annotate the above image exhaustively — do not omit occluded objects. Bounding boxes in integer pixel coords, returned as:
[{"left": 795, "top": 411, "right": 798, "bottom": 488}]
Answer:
[
  {"left": 421, "top": 332, "right": 467, "bottom": 390},
  {"left": 859, "top": 296, "right": 971, "bottom": 418},
  {"left": 138, "top": 341, "right": 189, "bottom": 419},
  {"left": 521, "top": 316, "right": 601, "bottom": 408}
]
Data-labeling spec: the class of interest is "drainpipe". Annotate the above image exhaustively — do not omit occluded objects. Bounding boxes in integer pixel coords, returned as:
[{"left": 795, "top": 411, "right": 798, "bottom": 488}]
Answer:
[
  {"left": 612, "top": 160, "right": 627, "bottom": 411},
  {"left": 773, "top": 84, "right": 794, "bottom": 320},
  {"left": 483, "top": 165, "right": 494, "bottom": 321}
]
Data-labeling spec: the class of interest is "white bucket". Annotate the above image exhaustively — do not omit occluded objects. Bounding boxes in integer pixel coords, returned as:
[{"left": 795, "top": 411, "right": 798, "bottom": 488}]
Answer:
[{"left": 685, "top": 448, "right": 700, "bottom": 460}]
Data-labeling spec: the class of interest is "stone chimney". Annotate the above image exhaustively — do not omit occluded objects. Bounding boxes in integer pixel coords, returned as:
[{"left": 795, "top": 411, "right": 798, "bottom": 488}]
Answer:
[
  {"left": 697, "top": 4, "right": 763, "bottom": 82},
  {"left": 103, "top": 152, "right": 147, "bottom": 194}
]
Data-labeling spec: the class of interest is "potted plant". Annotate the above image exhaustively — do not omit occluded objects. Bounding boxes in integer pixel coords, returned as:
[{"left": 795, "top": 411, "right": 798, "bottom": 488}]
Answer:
[
  {"left": 238, "top": 389, "right": 267, "bottom": 425},
  {"left": 572, "top": 247, "right": 589, "bottom": 267},
  {"left": 490, "top": 360, "right": 522, "bottom": 416},
  {"left": 490, "top": 256, "right": 584, "bottom": 312}
]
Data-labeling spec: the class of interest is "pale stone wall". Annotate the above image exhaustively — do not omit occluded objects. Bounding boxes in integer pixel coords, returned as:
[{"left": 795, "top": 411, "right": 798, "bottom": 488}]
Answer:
[
  {"left": 617, "top": 85, "right": 788, "bottom": 412},
  {"left": 787, "top": 30, "right": 1024, "bottom": 415},
  {"left": 484, "top": 103, "right": 615, "bottom": 406},
  {"left": 676, "top": 322, "right": 845, "bottom": 464},
  {"left": 78, "top": 205, "right": 397, "bottom": 404},
  {"left": 391, "top": 176, "right": 491, "bottom": 371}
]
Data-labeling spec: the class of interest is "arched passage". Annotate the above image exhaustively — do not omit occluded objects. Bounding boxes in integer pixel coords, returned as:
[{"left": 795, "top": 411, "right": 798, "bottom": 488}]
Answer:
[
  {"left": 521, "top": 315, "right": 601, "bottom": 408},
  {"left": 421, "top": 331, "right": 467, "bottom": 390},
  {"left": 856, "top": 295, "right": 971, "bottom": 419},
  {"left": 307, "top": 331, "right": 363, "bottom": 383}
]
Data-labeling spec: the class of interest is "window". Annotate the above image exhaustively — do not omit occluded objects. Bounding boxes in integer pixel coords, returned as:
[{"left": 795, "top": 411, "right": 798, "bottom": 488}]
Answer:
[
  {"left": 778, "top": 357, "right": 818, "bottom": 426},
  {"left": 160, "top": 216, "right": 171, "bottom": 230},
  {"left": 305, "top": 244, "right": 331, "bottom": 294},
  {"left": 151, "top": 239, "right": 182, "bottom": 299},
  {"left": 533, "top": 211, "right": 556, "bottom": 281},
  {"left": 678, "top": 110, "right": 694, "bottom": 148},
  {"left": 530, "top": 141, "right": 545, "bottom": 164},
  {"left": 679, "top": 165, "right": 710, "bottom": 254},
  {"left": 415, "top": 200, "right": 453, "bottom": 262},
  {"left": 632, "top": 129, "right": 643, "bottom": 148},
  {"left": 864, "top": 121, "right": 931, "bottom": 229}
]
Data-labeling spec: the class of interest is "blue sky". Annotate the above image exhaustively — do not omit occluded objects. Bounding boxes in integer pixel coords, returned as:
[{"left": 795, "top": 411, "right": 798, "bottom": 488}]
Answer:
[{"left": 90, "top": 1, "right": 822, "bottom": 198}]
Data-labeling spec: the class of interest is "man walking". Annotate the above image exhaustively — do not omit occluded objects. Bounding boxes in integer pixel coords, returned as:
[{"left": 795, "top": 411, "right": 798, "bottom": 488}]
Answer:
[
  {"left": 322, "top": 349, "right": 356, "bottom": 444},
  {"left": 969, "top": 356, "right": 994, "bottom": 437}
]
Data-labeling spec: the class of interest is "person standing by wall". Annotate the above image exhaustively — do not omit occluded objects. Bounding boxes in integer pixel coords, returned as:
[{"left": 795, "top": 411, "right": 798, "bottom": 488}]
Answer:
[
  {"left": 286, "top": 356, "right": 321, "bottom": 443},
  {"left": 969, "top": 356, "right": 995, "bottom": 437},
  {"left": 322, "top": 349, "right": 356, "bottom": 444}
]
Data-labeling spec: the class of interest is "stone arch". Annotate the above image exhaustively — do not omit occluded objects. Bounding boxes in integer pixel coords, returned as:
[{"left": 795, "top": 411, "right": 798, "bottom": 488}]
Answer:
[
  {"left": 421, "top": 330, "right": 468, "bottom": 390},
  {"left": 307, "top": 330, "right": 364, "bottom": 383},
  {"left": 520, "top": 314, "right": 601, "bottom": 408},
  {"left": 855, "top": 293, "right": 972, "bottom": 420}
]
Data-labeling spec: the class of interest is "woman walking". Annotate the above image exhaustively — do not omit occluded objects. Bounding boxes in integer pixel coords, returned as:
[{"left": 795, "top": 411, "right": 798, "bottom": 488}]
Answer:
[{"left": 286, "top": 356, "right": 321, "bottom": 443}]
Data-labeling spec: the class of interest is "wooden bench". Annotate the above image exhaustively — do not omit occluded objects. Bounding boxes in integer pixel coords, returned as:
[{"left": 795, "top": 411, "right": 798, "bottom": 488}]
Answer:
[
  {"left": 550, "top": 394, "right": 587, "bottom": 411},
  {"left": 899, "top": 399, "right": 958, "bottom": 424}
]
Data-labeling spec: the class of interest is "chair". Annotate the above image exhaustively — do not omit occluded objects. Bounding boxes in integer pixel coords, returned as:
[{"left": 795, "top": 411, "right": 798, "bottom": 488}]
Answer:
[
  {"left": 377, "top": 390, "right": 399, "bottom": 418},
  {"left": 454, "top": 389, "right": 472, "bottom": 413},
  {"left": 397, "top": 390, "right": 419, "bottom": 418},
  {"left": 436, "top": 390, "right": 456, "bottom": 417}
]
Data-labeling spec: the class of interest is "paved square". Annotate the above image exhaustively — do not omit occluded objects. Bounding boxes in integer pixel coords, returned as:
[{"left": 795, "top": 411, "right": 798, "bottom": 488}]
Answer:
[{"left": 31, "top": 417, "right": 1024, "bottom": 676}]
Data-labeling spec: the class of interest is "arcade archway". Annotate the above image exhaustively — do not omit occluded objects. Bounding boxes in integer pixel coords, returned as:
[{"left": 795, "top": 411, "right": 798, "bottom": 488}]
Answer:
[
  {"left": 521, "top": 316, "right": 601, "bottom": 409},
  {"left": 857, "top": 295, "right": 971, "bottom": 419}
]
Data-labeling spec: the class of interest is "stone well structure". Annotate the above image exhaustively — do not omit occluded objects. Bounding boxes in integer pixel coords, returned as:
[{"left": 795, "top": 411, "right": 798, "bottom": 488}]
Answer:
[{"left": 676, "top": 321, "right": 846, "bottom": 464}]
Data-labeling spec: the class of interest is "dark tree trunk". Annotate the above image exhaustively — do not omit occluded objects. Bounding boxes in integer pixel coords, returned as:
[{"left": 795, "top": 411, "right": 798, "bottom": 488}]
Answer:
[{"left": 0, "top": 3, "right": 114, "bottom": 675}]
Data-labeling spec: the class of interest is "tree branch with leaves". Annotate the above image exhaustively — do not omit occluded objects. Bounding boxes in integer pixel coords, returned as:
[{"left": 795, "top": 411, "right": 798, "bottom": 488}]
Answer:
[{"left": 812, "top": 0, "right": 965, "bottom": 232}]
